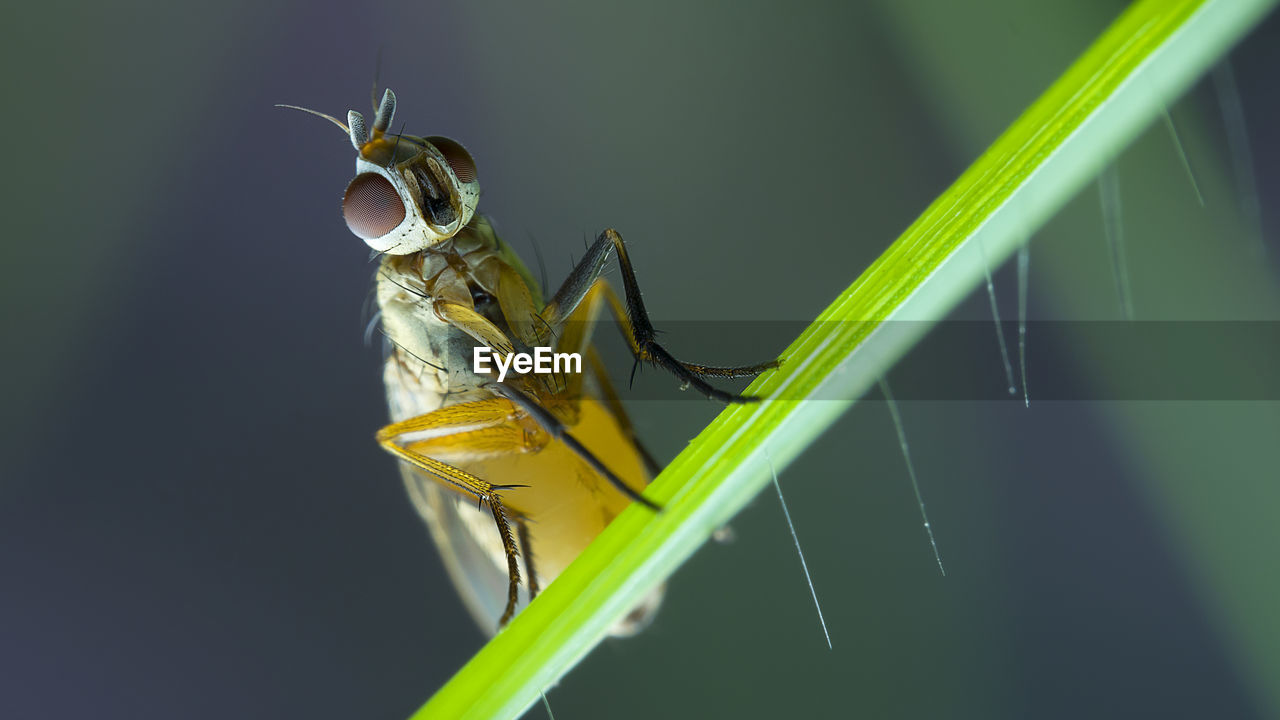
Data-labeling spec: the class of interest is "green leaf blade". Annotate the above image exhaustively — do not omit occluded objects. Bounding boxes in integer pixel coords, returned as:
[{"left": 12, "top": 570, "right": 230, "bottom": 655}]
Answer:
[{"left": 415, "top": 1, "right": 1276, "bottom": 717}]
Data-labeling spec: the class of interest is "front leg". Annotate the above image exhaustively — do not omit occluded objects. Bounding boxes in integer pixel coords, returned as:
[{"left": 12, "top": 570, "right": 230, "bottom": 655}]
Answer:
[{"left": 377, "top": 399, "right": 534, "bottom": 626}]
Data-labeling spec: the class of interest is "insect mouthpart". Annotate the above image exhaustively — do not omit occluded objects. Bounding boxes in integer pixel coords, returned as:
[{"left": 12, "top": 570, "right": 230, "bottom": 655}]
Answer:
[{"left": 405, "top": 162, "right": 459, "bottom": 227}]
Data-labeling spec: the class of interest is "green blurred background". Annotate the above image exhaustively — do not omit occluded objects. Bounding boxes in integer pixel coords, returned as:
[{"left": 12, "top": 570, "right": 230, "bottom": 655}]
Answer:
[{"left": 2, "top": 1, "right": 1278, "bottom": 718}]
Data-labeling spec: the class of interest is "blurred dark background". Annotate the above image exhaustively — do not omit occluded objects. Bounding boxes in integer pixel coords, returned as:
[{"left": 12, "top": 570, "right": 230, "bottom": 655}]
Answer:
[{"left": 3, "top": 1, "right": 1279, "bottom": 718}]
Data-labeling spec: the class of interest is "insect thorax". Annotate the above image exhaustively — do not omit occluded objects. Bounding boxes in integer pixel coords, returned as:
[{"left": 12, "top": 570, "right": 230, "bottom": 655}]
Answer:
[{"left": 377, "top": 216, "right": 521, "bottom": 417}]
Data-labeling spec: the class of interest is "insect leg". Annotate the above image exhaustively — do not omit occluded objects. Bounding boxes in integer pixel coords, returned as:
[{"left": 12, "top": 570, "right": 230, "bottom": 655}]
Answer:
[
  {"left": 535, "top": 283, "right": 665, "bottom": 477},
  {"left": 584, "top": 348, "right": 663, "bottom": 477},
  {"left": 377, "top": 399, "right": 539, "bottom": 626},
  {"left": 593, "top": 277, "right": 778, "bottom": 389},
  {"left": 541, "top": 228, "right": 779, "bottom": 402},
  {"left": 483, "top": 490, "right": 522, "bottom": 626},
  {"left": 516, "top": 518, "right": 541, "bottom": 599},
  {"left": 434, "top": 301, "right": 516, "bottom": 356},
  {"left": 490, "top": 383, "right": 660, "bottom": 511}
]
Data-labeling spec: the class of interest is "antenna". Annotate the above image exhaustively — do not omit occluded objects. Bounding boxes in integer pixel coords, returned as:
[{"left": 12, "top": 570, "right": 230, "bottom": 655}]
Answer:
[{"left": 372, "top": 89, "right": 397, "bottom": 134}]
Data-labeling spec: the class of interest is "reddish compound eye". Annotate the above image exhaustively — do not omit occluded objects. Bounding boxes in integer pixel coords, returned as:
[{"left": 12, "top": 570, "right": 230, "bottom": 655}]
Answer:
[
  {"left": 427, "top": 136, "right": 478, "bottom": 183},
  {"left": 343, "top": 173, "right": 406, "bottom": 240}
]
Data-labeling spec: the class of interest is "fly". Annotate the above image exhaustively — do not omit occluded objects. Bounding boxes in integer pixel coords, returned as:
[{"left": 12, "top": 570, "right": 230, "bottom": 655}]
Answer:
[{"left": 281, "top": 89, "right": 778, "bottom": 634}]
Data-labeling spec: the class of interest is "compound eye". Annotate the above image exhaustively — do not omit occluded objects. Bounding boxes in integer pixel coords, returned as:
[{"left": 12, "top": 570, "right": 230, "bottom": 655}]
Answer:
[
  {"left": 343, "top": 173, "right": 406, "bottom": 240},
  {"left": 427, "top": 136, "right": 477, "bottom": 183}
]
